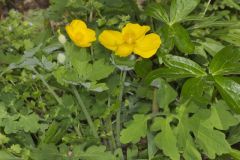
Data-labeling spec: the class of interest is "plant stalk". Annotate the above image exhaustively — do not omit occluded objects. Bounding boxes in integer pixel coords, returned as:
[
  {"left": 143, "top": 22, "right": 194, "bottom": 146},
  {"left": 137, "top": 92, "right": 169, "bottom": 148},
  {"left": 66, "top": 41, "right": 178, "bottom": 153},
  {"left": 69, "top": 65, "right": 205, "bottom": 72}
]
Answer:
[
  {"left": 72, "top": 85, "right": 99, "bottom": 138},
  {"left": 152, "top": 88, "right": 159, "bottom": 113},
  {"left": 116, "top": 70, "right": 127, "bottom": 147},
  {"left": 33, "top": 68, "right": 63, "bottom": 106}
]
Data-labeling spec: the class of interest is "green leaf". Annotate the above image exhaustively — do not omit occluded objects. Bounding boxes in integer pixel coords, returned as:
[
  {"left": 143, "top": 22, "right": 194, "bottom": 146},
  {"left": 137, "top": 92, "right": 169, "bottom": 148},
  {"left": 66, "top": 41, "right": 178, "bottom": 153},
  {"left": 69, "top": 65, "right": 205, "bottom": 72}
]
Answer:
[
  {"left": 144, "top": 53, "right": 206, "bottom": 84},
  {"left": 200, "top": 38, "right": 225, "bottom": 57},
  {"left": 181, "top": 77, "right": 204, "bottom": 101},
  {"left": 0, "top": 53, "right": 21, "bottom": 64},
  {"left": 210, "top": 46, "right": 240, "bottom": 76},
  {"left": 65, "top": 43, "right": 114, "bottom": 82},
  {"left": 120, "top": 114, "right": 150, "bottom": 144},
  {"left": 81, "top": 82, "right": 109, "bottom": 92},
  {"left": 228, "top": 125, "right": 240, "bottom": 145},
  {"left": 214, "top": 76, "right": 240, "bottom": 113},
  {"left": 134, "top": 59, "right": 152, "bottom": 78},
  {"left": 154, "top": 117, "right": 180, "bottom": 160},
  {"left": 170, "top": 0, "right": 200, "bottom": 24},
  {"left": 152, "top": 79, "right": 177, "bottom": 110},
  {"left": 87, "top": 59, "right": 114, "bottom": 81},
  {"left": 0, "top": 151, "right": 21, "bottom": 160},
  {"left": 163, "top": 55, "right": 206, "bottom": 76},
  {"left": 176, "top": 102, "right": 202, "bottom": 160},
  {"left": 229, "top": 149, "right": 240, "bottom": 160},
  {"left": 223, "top": 0, "right": 240, "bottom": 10},
  {"left": 19, "top": 114, "right": 41, "bottom": 133},
  {"left": 31, "top": 144, "right": 62, "bottom": 160},
  {"left": 157, "top": 24, "right": 175, "bottom": 54},
  {"left": 75, "top": 145, "right": 116, "bottom": 160},
  {"left": 145, "top": 68, "right": 200, "bottom": 84},
  {"left": 190, "top": 109, "right": 232, "bottom": 159},
  {"left": 145, "top": 3, "right": 169, "bottom": 24},
  {"left": 0, "top": 133, "right": 9, "bottom": 145},
  {"left": 171, "top": 23, "right": 195, "bottom": 54},
  {"left": 147, "top": 133, "right": 157, "bottom": 160},
  {"left": 208, "top": 101, "right": 238, "bottom": 130},
  {"left": 195, "top": 122, "right": 231, "bottom": 159}
]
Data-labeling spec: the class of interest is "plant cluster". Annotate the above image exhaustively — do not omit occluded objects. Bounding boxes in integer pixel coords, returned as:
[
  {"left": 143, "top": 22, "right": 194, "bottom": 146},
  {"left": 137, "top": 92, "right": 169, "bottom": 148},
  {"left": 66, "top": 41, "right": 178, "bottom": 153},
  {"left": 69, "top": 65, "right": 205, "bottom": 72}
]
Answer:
[{"left": 0, "top": 0, "right": 240, "bottom": 160}]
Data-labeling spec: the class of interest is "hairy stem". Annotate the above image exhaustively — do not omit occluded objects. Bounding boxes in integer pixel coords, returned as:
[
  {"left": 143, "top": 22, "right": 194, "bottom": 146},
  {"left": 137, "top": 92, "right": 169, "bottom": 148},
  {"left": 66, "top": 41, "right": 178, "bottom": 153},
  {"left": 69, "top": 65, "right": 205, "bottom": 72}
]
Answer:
[
  {"left": 152, "top": 88, "right": 159, "bottom": 113},
  {"left": 72, "top": 85, "right": 99, "bottom": 138},
  {"left": 107, "top": 97, "right": 117, "bottom": 151},
  {"left": 116, "top": 70, "right": 127, "bottom": 147},
  {"left": 33, "top": 68, "right": 63, "bottom": 106}
]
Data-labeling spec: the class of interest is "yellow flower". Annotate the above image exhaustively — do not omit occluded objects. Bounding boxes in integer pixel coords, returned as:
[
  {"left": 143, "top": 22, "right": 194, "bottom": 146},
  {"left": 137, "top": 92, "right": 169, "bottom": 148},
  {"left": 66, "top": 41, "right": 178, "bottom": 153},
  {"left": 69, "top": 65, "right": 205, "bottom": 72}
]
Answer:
[
  {"left": 65, "top": 20, "right": 96, "bottom": 47},
  {"left": 99, "top": 23, "right": 161, "bottom": 58}
]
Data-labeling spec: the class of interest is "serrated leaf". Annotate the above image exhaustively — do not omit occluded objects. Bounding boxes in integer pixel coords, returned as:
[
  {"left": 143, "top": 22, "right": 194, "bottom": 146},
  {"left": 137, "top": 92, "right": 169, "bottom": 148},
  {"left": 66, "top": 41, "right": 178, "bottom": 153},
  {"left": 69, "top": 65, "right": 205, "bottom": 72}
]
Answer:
[
  {"left": 87, "top": 59, "right": 114, "bottom": 81},
  {"left": 214, "top": 76, "right": 240, "bottom": 113},
  {"left": 210, "top": 46, "right": 240, "bottom": 76},
  {"left": 152, "top": 79, "right": 177, "bottom": 110},
  {"left": 120, "top": 114, "right": 150, "bottom": 144},
  {"left": 154, "top": 117, "right": 180, "bottom": 160},
  {"left": 195, "top": 123, "right": 231, "bottom": 159},
  {"left": 209, "top": 101, "right": 238, "bottom": 130},
  {"left": 190, "top": 109, "right": 232, "bottom": 159},
  {"left": 19, "top": 114, "right": 41, "bottom": 133},
  {"left": 171, "top": 23, "right": 195, "bottom": 54},
  {"left": 176, "top": 102, "right": 202, "bottom": 160},
  {"left": 65, "top": 43, "right": 114, "bottom": 82}
]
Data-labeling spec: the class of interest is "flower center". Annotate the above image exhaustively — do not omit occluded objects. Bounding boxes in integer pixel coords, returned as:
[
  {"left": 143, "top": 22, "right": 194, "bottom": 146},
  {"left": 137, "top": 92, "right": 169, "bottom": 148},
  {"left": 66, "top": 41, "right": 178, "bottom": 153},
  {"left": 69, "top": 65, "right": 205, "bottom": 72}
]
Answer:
[
  {"left": 74, "top": 31, "right": 84, "bottom": 42},
  {"left": 123, "top": 32, "right": 136, "bottom": 44}
]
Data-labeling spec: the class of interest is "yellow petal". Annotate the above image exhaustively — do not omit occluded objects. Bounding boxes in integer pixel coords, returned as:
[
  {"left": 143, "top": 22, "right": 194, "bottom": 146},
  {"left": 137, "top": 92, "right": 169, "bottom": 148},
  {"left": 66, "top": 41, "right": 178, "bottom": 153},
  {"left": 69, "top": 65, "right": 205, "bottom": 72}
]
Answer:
[
  {"left": 134, "top": 33, "right": 161, "bottom": 58},
  {"left": 65, "top": 19, "right": 96, "bottom": 48},
  {"left": 115, "top": 43, "right": 133, "bottom": 57},
  {"left": 69, "top": 19, "right": 87, "bottom": 29},
  {"left": 122, "top": 23, "right": 150, "bottom": 42},
  {"left": 85, "top": 28, "right": 96, "bottom": 42},
  {"left": 99, "top": 30, "right": 124, "bottom": 51}
]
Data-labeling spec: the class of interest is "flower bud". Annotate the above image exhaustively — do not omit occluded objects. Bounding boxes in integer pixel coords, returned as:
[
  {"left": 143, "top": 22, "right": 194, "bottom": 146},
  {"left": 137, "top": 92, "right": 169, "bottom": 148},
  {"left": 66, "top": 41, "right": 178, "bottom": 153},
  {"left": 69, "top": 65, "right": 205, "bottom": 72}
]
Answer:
[
  {"left": 58, "top": 34, "right": 66, "bottom": 44},
  {"left": 57, "top": 53, "right": 66, "bottom": 64}
]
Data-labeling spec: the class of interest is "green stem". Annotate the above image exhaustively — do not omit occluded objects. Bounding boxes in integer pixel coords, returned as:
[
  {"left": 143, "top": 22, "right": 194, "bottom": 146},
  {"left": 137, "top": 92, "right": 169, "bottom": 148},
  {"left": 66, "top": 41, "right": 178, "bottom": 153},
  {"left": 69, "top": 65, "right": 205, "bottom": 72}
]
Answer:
[
  {"left": 32, "top": 68, "right": 63, "bottom": 106},
  {"left": 107, "top": 97, "right": 117, "bottom": 151},
  {"left": 116, "top": 70, "right": 127, "bottom": 147},
  {"left": 152, "top": 88, "right": 159, "bottom": 113},
  {"left": 202, "top": 0, "right": 211, "bottom": 17},
  {"left": 72, "top": 85, "right": 99, "bottom": 139},
  {"left": 90, "top": 46, "right": 95, "bottom": 61},
  {"left": 74, "top": 125, "right": 83, "bottom": 138}
]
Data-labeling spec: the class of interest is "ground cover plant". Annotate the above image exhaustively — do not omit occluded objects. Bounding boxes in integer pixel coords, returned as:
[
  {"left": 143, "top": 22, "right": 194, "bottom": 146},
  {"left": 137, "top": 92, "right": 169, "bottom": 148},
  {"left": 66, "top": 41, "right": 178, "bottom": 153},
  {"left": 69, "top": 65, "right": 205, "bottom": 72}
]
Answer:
[{"left": 0, "top": 0, "right": 240, "bottom": 159}]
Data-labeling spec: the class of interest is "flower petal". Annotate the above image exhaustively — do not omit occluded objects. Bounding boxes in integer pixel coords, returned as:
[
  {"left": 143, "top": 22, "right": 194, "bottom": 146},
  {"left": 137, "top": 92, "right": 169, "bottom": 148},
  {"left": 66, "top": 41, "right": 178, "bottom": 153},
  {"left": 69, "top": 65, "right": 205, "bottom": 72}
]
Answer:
[
  {"left": 65, "top": 19, "right": 96, "bottom": 48},
  {"left": 85, "top": 28, "right": 96, "bottom": 42},
  {"left": 134, "top": 33, "right": 161, "bottom": 58},
  {"left": 69, "top": 20, "right": 87, "bottom": 29},
  {"left": 115, "top": 43, "right": 134, "bottom": 57},
  {"left": 99, "top": 30, "right": 123, "bottom": 51},
  {"left": 122, "top": 23, "right": 150, "bottom": 41}
]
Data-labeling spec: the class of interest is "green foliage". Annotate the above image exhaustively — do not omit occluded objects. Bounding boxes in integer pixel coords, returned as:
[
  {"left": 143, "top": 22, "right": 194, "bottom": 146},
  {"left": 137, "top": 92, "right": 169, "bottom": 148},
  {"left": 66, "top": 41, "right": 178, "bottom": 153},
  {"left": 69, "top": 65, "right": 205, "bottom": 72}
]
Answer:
[
  {"left": 0, "top": 0, "right": 240, "bottom": 159},
  {"left": 120, "top": 114, "right": 150, "bottom": 144}
]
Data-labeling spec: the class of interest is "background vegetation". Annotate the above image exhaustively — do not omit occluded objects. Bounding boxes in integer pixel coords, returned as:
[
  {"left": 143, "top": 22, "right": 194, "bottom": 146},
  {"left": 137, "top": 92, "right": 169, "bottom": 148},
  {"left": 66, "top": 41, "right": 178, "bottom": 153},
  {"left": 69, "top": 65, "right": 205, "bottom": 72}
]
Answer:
[{"left": 0, "top": 0, "right": 240, "bottom": 159}]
